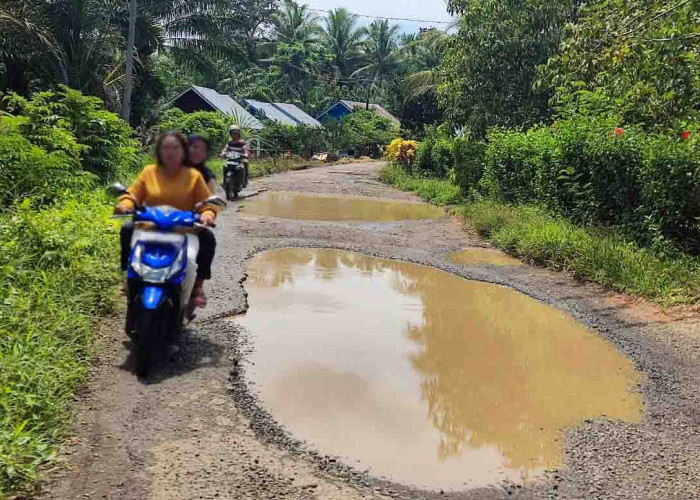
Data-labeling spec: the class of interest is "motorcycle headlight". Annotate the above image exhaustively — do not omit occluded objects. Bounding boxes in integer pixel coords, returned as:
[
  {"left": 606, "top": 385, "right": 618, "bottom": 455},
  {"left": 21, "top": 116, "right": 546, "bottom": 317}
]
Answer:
[{"left": 131, "top": 244, "right": 186, "bottom": 283}]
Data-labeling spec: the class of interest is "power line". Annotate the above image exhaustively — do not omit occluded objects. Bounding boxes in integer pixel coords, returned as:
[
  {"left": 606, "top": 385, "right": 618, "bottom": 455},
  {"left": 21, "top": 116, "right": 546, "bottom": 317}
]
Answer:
[{"left": 307, "top": 7, "right": 453, "bottom": 25}]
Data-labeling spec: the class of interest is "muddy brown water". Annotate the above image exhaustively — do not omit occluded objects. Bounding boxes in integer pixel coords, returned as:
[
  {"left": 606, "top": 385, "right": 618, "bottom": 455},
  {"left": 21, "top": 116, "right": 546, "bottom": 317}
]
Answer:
[
  {"left": 240, "top": 191, "right": 444, "bottom": 221},
  {"left": 237, "top": 248, "right": 643, "bottom": 491},
  {"left": 451, "top": 248, "right": 523, "bottom": 267}
]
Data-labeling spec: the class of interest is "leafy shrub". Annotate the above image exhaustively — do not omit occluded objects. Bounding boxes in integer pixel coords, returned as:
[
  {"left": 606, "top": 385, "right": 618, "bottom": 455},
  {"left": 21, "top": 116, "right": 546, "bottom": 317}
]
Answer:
[
  {"left": 452, "top": 137, "right": 486, "bottom": 196},
  {"left": 415, "top": 136, "right": 434, "bottom": 172},
  {"left": 158, "top": 108, "right": 229, "bottom": 151},
  {"left": 335, "top": 110, "right": 397, "bottom": 157},
  {"left": 385, "top": 138, "right": 419, "bottom": 168},
  {"left": 483, "top": 115, "right": 700, "bottom": 251},
  {"left": 3, "top": 86, "right": 140, "bottom": 181},
  {"left": 259, "top": 123, "right": 328, "bottom": 157},
  {"left": 430, "top": 138, "right": 454, "bottom": 176},
  {"left": 0, "top": 117, "right": 95, "bottom": 208}
]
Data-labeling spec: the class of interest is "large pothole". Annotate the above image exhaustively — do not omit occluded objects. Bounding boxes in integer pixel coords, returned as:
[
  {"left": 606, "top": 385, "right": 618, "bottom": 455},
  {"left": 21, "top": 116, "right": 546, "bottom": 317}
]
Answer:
[
  {"left": 239, "top": 191, "right": 444, "bottom": 221},
  {"left": 236, "top": 248, "right": 644, "bottom": 491}
]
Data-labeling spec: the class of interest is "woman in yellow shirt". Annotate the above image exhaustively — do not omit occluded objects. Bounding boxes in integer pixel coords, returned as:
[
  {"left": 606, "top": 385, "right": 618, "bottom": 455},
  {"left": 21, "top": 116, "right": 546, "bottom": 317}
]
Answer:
[{"left": 116, "top": 132, "right": 217, "bottom": 308}]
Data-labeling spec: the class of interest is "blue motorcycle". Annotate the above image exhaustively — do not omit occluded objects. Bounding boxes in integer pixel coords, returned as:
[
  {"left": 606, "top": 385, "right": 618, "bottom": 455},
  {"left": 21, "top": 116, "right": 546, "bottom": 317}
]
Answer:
[{"left": 109, "top": 183, "right": 226, "bottom": 376}]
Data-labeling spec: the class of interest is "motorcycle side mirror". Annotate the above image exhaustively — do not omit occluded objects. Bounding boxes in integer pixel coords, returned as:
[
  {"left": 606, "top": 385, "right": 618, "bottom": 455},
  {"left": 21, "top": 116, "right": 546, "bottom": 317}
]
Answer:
[{"left": 106, "top": 182, "right": 129, "bottom": 197}]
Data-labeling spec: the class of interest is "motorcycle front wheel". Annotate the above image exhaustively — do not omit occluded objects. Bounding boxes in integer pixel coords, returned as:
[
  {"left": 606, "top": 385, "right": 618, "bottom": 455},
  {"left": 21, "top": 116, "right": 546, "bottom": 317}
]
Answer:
[
  {"left": 225, "top": 177, "right": 236, "bottom": 201},
  {"left": 135, "top": 308, "right": 161, "bottom": 377}
]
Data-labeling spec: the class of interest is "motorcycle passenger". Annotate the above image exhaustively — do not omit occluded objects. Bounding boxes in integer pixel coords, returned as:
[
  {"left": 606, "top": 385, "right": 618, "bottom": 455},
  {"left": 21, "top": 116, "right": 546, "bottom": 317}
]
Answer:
[
  {"left": 220, "top": 124, "right": 250, "bottom": 187},
  {"left": 188, "top": 134, "right": 217, "bottom": 194},
  {"left": 115, "top": 131, "right": 218, "bottom": 309}
]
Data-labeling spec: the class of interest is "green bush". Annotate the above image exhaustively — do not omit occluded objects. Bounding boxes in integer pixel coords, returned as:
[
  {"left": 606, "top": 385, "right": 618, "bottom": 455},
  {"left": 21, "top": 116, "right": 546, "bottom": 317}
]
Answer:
[
  {"left": 3, "top": 86, "right": 140, "bottom": 181},
  {"left": 158, "top": 108, "right": 229, "bottom": 151},
  {"left": 335, "top": 110, "right": 397, "bottom": 157},
  {"left": 259, "top": 123, "right": 328, "bottom": 157},
  {"left": 452, "top": 137, "right": 486, "bottom": 196},
  {"left": 0, "top": 117, "right": 95, "bottom": 208},
  {"left": 430, "top": 138, "right": 454, "bottom": 177},
  {"left": 482, "top": 116, "right": 700, "bottom": 251},
  {"left": 415, "top": 136, "right": 434, "bottom": 172}
]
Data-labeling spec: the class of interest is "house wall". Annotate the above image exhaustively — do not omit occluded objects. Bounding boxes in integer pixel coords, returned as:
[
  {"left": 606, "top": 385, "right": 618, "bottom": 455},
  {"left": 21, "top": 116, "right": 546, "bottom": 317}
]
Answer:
[
  {"left": 323, "top": 105, "right": 351, "bottom": 122},
  {"left": 172, "top": 92, "right": 216, "bottom": 114}
]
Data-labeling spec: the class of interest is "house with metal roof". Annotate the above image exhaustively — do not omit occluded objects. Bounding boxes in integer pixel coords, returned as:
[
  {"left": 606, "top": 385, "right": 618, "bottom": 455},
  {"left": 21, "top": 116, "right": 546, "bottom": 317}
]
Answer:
[
  {"left": 244, "top": 99, "right": 322, "bottom": 128},
  {"left": 171, "top": 86, "right": 264, "bottom": 130},
  {"left": 317, "top": 100, "right": 401, "bottom": 128}
]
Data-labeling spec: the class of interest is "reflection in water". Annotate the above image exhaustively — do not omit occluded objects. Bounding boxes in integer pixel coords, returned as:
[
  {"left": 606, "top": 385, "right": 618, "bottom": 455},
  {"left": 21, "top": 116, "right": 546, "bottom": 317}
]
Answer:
[
  {"left": 239, "top": 249, "right": 643, "bottom": 490},
  {"left": 450, "top": 248, "right": 523, "bottom": 267},
  {"left": 240, "top": 191, "right": 444, "bottom": 221}
]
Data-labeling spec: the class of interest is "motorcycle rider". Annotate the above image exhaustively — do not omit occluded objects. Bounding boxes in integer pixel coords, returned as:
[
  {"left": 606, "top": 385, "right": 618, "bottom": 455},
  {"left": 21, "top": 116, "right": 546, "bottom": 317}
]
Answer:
[
  {"left": 188, "top": 134, "right": 217, "bottom": 193},
  {"left": 115, "top": 131, "right": 218, "bottom": 309},
  {"left": 220, "top": 124, "right": 250, "bottom": 187}
]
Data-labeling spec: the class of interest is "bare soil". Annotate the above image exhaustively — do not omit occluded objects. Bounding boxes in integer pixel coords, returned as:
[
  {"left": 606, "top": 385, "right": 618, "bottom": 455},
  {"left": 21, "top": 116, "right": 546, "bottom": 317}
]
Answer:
[{"left": 39, "top": 162, "right": 700, "bottom": 499}]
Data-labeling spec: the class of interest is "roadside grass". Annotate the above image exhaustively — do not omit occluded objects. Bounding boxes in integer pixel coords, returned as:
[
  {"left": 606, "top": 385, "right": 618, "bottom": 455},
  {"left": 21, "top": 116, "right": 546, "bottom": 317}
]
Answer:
[
  {"left": 380, "top": 164, "right": 700, "bottom": 305},
  {"left": 378, "top": 162, "right": 462, "bottom": 206},
  {"left": 0, "top": 195, "right": 121, "bottom": 495}
]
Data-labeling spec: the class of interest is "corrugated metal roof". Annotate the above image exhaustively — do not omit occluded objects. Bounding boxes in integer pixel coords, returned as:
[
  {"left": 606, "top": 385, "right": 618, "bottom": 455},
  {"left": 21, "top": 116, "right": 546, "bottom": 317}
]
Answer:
[
  {"left": 274, "top": 103, "right": 323, "bottom": 128},
  {"left": 245, "top": 99, "right": 299, "bottom": 127},
  {"left": 190, "top": 86, "right": 264, "bottom": 130},
  {"left": 339, "top": 100, "right": 401, "bottom": 127}
]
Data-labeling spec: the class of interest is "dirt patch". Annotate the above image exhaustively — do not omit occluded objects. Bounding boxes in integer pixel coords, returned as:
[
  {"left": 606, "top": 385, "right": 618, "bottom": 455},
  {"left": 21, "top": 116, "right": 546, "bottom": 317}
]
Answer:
[{"left": 39, "top": 162, "right": 700, "bottom": 499}]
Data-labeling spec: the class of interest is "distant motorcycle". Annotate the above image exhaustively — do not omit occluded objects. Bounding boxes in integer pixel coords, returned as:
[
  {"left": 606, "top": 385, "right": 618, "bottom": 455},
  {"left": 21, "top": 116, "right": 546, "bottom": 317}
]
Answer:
[
  {"left": 223, "top": 151, "right": 246, "bottom": 200},
  {"left": 108, "top": 183, "right": 226, "bottom": 377}
]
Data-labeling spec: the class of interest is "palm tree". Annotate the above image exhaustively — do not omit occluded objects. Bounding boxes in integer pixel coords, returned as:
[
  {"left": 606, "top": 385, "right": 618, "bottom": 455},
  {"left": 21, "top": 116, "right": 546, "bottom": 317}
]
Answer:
[
  {"left": 322, "top": 8, "right": 365, "bottom": 80},
  {"left": 273, "top": 0, "right": 321, "bottom": 48},
  {"left": 353, "top": 20, "right": 401, "bottom": 83},
  {"left": 402, "top": 28, "right": 452, "bottom": 100}
]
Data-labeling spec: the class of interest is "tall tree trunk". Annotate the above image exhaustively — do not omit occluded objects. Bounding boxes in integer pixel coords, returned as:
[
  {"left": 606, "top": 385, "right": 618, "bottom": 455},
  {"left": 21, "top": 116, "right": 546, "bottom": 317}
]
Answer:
[{"left": 121, "top": 0, "right": 137, "bottom": 123}]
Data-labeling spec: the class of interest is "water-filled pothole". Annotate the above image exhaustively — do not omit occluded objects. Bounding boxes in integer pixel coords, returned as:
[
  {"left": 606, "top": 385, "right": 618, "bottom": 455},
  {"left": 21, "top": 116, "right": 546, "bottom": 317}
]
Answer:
[
  {"left": 238, "top": 248, "right": 643, "bottom": 490},
  {"left": 240, "top": 191, "right": 444, "bottom": 221},
  {"left": 450, "top": 248, "right": 523, "bottom": 267}
]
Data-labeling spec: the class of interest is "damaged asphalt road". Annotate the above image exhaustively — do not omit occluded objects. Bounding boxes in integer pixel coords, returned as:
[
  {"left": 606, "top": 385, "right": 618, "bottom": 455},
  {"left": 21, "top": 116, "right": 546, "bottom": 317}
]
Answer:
[{"left": 41, "top": 162, "right": 700, "bottom": 500}]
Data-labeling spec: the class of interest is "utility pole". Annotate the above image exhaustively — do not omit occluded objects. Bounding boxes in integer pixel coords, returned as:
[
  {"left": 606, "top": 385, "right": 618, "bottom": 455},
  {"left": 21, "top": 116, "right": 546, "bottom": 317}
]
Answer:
[{"left": 121, "top": 0, "right": 137, "bottom": 123}]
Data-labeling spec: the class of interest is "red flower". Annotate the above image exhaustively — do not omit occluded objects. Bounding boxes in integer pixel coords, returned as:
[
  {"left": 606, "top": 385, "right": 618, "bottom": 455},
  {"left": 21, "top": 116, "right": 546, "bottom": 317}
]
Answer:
[
  {"left": 682, "top": 130, "right": 691, "bottom": 141},
  {"left": 615, "top": 127, "right": 624, "bottom": 137}
]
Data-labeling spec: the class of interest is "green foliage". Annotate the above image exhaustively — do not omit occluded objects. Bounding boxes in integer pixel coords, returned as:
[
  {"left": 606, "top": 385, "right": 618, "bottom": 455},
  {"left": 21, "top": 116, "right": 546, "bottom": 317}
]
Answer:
[
  {"left": 157, "top": 108, "right": 260, "bottom": 152},
  {"left": 337, "top": 110, "right": 397, "bottom": 156},
  {"left": 430, "top": 138, "right": 454, "bottom": 177},
  {"left": 0, "top": 195, "right": 121, "bottom": 494},
  {"left": 452, "top": 136, "right": 486, "bottom": 196},
  {"left": 463, "top": 202, "right": 700, "bottom": 305},
  {"left": 259, "top": 123, "right": 328, "bottom": 157},
  {"left": 0, "top": 118, "right": 93, "bottom": 208},
  {"left": 481, "top": 116, "right": 700, "bottom": 251},
  {"left": 158, "top": 108, "right": 229, "bottom": 151},
  {"left": 439, "top": 0, "right": 575, "bottom": 138},
  {"left": 538, "top": 0, "right": 700, "bottom": 131},
  {"left": 3, "top": 86, "right": 141, "bottom": 182}
]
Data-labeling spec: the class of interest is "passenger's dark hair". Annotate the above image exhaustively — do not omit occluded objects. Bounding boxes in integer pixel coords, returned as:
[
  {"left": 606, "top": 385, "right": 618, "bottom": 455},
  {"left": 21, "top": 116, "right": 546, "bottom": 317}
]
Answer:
[
  {"left": 155, "top": 131, "right": 189, "bottom": 167},
  {"left": 188, "top": 134, "right": 211, "bottom": 153}
]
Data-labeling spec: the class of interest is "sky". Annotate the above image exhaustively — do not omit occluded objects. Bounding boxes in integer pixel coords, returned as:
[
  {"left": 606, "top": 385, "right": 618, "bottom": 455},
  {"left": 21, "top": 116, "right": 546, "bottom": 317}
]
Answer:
[{"left": 302, "top": 0, "right": 454, "bottom": 34}]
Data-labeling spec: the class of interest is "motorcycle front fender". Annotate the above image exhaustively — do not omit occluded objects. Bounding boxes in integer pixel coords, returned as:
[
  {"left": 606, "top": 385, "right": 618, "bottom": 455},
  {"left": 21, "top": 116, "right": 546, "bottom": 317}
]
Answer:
[{"left": 142, "top": 286, "right": 166, "bottom": 310}]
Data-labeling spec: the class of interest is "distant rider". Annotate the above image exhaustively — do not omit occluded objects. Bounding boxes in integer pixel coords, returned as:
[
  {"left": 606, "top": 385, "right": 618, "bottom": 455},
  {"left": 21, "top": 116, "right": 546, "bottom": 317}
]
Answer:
[{"left": 220, "top": 124, "right": 250, "bottom": 188}]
